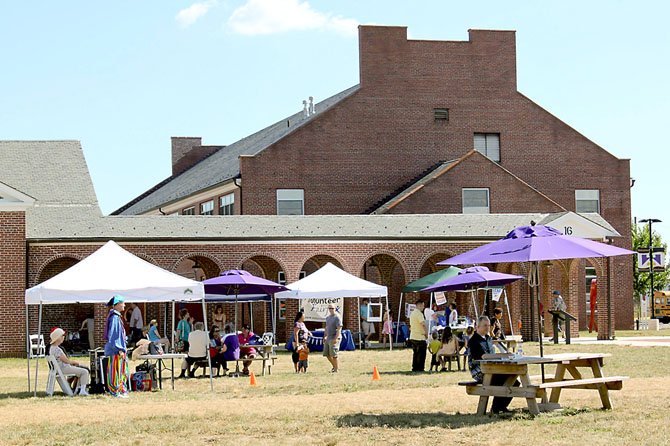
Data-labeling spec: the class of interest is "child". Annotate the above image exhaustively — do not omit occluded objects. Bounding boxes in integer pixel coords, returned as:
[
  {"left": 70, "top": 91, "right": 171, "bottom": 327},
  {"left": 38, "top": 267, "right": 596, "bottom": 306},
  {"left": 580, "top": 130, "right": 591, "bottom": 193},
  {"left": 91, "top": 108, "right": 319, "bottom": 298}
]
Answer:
[
  {"left": 381, "top": 310, "right": 394, "bottom": 347},
  {"left": 297, "top": 340, "right": 309, "bottom": 373},
  {"left": 428, "top": 331, "right": 442, "bottom": 372},
  {"left": 462, "top": 326, "right": 475, "bottom": 370},
  {"left": 437, "top": 327, "right": 460, "bottom": 371}
]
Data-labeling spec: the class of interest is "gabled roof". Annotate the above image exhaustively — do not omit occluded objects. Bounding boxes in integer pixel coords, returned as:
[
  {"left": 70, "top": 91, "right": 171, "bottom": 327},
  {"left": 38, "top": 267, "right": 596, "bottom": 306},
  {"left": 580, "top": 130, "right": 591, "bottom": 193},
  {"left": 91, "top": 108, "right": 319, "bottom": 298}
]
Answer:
[
  {"left": 0, "top": 140, "right": 101, "bottom": 222},
  {"left": 0, "top": 180, "right": 35, "bottom": 211},
  {"left": 370, "top": 150, "right": 566, "bottom": 214},
  {"left": 115, "top": 85, "right": 360, "bottom": 215}
]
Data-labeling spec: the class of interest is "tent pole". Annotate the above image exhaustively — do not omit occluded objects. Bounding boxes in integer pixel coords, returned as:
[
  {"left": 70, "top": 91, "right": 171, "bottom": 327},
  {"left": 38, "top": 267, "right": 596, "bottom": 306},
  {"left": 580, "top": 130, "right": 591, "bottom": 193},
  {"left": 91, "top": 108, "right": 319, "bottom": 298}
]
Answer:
[
  {"left": 471, "top": 291, "right": 479, "bottom": 319},
  {"left": 250, "top": 302, "right": 254, "bottom": 333},
  {"left": 504, "top": 290, "right": 513, "bottom": 336},
  {"left": 26, "top": 304, "right": 31, "bottom": 392},
  {"left": 357, "top": 297, "right": 362, "bottom": 349},
  {"left": 34, "top": 302, "right": 43, "bottom": 397},
  {"left": 171, "top": 302, "right": 175, "bottom": 352},
  {"left": 201, "top": 297, "right": 213, "bottom": 392},
  {"left": 395, "top": 293, "right": 405, "bottom": 342},
  {"left": 386, "top": 294, "right": 392, "bottom": 351}
]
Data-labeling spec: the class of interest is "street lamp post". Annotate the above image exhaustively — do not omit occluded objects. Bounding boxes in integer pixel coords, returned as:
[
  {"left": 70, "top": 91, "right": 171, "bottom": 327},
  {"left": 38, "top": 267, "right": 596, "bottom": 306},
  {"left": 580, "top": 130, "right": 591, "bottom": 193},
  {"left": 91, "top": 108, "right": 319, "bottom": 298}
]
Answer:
[{"left": 640, "top": 218, "right": 662, "bottom": 319}]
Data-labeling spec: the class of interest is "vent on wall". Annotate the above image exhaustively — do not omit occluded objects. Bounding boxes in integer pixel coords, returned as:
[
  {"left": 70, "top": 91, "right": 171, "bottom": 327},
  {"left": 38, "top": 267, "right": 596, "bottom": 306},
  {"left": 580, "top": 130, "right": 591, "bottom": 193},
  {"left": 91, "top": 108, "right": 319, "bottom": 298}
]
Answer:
[{"left": 434, "top": 108, "right": 449, "bottom": 121}]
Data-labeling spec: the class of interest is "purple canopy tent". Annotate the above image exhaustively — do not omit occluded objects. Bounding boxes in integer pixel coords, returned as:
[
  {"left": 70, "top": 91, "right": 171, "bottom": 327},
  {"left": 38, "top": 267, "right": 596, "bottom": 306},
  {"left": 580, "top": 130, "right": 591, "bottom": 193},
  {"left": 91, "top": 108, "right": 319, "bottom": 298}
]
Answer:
[
  {"left": 439, "top": 224, "right": 635, "bottom": 374},
  {"left": 202, "top": 270, "right": 288, "bottom": 334},
  {"left": 421, "top": 266, "right": 523, "bottom": 323}
]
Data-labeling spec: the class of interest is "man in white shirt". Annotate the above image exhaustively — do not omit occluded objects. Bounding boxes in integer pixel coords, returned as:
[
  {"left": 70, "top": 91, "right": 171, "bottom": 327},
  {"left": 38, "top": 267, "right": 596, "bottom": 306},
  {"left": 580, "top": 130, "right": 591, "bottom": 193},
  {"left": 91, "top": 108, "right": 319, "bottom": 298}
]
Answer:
[{"left": 179, "top": 322, "right": 209, "bottom": 378}]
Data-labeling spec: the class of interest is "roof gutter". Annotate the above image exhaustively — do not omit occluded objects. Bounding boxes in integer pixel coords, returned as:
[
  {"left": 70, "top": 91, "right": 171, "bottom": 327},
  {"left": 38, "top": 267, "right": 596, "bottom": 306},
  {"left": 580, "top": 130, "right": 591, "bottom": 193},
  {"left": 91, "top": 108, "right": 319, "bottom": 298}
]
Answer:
[{"left": 233, "top": 176, "right": 242, "bottom": 215}]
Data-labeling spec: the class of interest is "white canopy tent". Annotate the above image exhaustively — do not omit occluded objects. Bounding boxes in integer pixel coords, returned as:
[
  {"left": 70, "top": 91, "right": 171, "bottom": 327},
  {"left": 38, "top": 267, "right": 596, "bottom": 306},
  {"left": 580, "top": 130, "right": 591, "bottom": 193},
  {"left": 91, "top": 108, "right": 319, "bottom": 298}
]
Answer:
[
  {"left": 275, "top": 262, "right": 390, "bottom": 350},
  {"left": 24, "top": 240, "right": 211, "bottom": 394}
]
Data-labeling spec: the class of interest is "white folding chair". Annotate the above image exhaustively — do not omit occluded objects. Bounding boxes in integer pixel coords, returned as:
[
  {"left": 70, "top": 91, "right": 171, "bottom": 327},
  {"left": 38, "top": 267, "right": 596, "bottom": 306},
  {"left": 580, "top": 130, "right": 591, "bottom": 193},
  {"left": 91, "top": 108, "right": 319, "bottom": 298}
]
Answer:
[
  {"left": 261, "top": 332, "right": 275, "bottom": 355},
  {"left": 45, "top": 355, "right": 75, "bottom": 396},
  {"left": 29, "top": 335, "right": 46, "bottom": 358}
]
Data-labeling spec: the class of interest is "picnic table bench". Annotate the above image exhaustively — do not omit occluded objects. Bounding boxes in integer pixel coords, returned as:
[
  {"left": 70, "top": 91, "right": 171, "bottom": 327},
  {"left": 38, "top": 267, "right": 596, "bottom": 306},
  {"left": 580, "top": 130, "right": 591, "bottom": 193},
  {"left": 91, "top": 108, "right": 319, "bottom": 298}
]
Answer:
[{"left": 459, "top": 353, "right": 628, "bottom": 415}]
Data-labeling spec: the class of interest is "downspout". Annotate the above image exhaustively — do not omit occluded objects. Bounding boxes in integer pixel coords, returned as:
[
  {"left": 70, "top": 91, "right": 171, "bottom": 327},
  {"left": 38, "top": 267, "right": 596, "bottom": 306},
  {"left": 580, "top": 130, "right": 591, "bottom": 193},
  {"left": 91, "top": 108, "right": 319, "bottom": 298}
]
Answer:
[{"left": 233, "top": 176, "right": 242, "bottom": 214}]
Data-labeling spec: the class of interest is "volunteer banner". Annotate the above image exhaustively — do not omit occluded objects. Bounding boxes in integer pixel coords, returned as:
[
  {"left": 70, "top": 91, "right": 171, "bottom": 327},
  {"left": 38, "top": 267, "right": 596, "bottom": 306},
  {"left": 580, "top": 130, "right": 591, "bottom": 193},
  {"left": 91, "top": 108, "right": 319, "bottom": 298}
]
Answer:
[{"left": 303, "top": 297, "right": 344, "bottom": 322}]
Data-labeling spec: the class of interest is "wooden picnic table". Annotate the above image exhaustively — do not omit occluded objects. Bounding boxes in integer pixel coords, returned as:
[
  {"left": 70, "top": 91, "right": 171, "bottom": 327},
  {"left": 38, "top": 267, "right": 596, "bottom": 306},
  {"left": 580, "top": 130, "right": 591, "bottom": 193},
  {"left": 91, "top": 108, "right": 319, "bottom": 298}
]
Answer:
[
  {"left": 460, "top": 352, "right": 628, "bottom": 415},
  {"left": 237, "top": 344, "right": 277, "bottom": 376}
]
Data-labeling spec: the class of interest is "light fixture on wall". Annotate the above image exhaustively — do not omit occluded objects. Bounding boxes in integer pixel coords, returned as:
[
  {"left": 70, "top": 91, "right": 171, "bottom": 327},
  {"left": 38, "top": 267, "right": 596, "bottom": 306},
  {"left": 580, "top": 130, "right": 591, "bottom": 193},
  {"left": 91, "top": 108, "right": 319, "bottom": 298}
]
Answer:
[{"left": 192, "top": 259, "right": 203, "bottom": 280}]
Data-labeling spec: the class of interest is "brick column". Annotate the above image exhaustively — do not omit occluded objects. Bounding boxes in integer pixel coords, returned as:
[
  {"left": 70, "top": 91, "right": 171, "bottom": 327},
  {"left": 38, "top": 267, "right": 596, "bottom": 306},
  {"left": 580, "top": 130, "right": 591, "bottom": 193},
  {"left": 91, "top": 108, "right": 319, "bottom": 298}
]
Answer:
[{"left": 0, "top": 212, "right": 27, "bottom": 357}]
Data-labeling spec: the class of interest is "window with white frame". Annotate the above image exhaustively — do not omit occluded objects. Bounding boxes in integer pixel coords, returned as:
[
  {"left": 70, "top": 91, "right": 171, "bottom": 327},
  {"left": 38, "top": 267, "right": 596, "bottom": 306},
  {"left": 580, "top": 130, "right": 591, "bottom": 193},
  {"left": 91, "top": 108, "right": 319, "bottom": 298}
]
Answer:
[
  {"left": 276, "top": 189, "right": 304, "bottom": 215},
  {"left": 575, "top": 189, "right": 600, "bottom": 213},
  {"left": 473, "top": 133, "right": 500, "bottom": 162},
  {"left": 219, "top": 193, "right": 235, "bottom": 215},
  {"left": 462, "top": 188, "right": 490, "bottom": 214},
  {"left": 200, "top": 200, "right": 214, "bottom": 216},
  {"left": 182, "top": 206, "right": 195, "bottom": 215}
]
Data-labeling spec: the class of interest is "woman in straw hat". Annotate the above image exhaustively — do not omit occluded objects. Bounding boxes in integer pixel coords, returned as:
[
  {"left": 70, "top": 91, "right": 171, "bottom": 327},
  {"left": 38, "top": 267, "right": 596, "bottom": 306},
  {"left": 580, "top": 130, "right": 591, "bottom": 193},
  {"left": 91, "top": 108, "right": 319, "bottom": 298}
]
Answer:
[
  {"left": 49, "top": 327, "right": 90, "bottom": 395},
  {"left": 104, "top": 295, "right": 129, "bottom": 398}
]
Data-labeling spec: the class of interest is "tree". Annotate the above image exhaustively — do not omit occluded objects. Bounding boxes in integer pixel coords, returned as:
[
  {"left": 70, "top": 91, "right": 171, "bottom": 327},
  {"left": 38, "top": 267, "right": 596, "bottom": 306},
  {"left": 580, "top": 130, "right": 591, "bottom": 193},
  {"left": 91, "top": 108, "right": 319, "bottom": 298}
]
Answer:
[{"left": 632, "top": 222, "right": 669, "bottom": 318}]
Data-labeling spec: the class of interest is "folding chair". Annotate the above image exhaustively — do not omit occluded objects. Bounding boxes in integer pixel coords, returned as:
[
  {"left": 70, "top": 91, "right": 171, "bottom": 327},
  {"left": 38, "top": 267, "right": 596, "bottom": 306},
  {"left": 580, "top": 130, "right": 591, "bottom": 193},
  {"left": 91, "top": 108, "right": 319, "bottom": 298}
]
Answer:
[
  {"left": 261, "top": 332, "right": 275, "bottom": 354},
  {"left": 45, "top": 355, "right": 75, "bottom": 396},
  {"left": 29, "top": 335, "right": 46, "bottom": 358}
]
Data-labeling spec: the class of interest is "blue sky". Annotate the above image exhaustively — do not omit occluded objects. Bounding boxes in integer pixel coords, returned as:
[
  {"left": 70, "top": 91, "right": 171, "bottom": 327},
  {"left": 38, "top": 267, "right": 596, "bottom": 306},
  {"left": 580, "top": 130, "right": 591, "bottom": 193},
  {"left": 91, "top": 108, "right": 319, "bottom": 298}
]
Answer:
[{"left": 1, "top": 1, "right": 668, "bottom": 242}]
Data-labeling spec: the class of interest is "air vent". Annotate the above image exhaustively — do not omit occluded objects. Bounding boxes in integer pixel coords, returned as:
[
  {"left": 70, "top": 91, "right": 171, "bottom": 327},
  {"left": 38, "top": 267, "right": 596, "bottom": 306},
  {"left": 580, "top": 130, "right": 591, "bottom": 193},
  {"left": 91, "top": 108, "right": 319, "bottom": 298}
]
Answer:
[{"left": 434, "top": 108, "right": 449, "bottom": 121}]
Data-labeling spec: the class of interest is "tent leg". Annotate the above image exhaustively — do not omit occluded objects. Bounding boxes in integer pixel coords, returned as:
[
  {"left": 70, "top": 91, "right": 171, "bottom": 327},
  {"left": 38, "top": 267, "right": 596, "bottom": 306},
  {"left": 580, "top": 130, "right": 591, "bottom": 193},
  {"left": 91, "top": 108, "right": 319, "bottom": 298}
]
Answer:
[
  {"left": 171, "top": 302, "right": 175, "bottom": 353},
  {"left": 386, "top": 294, "right": 392, "bottom": 351},
  {"left": 357, "top": 297, "right": 362, "bottom": 349},
  {"left": 26, "top": 304, "right": 31, "bottom": 393},
  {"left": 396, "top": 293, "right": 403, "bottom": 344},
  {"left": 471, "top": 291, "right": 479, "bottom": 319},
  {"left": 34, "top": 302, "right": 43, "bottom": 397},
  {"left": 505, "top": 291, "right": 514, "bottom": 336},
  {"left": 201, "top": 297, "right": 213, "bottom": 392},
  {"left": 250, "top": 302, "right": 254, "bottom": 333}
]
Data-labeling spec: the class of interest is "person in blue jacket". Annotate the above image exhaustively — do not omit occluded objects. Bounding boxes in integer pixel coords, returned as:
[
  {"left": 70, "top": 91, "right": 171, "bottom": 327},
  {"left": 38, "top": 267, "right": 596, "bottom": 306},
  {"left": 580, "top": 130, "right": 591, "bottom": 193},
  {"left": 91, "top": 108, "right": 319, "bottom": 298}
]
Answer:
[{"left": 104, "top": 295, "right": 129, "bottom": 398}]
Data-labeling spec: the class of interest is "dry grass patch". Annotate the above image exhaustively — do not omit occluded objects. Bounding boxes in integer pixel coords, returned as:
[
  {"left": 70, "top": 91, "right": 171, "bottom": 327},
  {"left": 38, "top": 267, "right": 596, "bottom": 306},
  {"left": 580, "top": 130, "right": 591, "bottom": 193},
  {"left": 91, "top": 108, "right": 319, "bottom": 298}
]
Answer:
[{"left": 1, "top": 343, "right": 669, "bottom": 445}]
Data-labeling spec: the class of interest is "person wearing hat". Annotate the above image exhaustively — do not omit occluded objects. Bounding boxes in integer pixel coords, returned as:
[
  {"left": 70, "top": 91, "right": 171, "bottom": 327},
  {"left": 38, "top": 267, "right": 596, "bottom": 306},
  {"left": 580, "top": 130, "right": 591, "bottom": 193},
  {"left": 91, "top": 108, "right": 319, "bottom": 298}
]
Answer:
[
  {"left": 237, "top": 324, "right": 257, "bottom": 375},
  {"left": 104, "top": 295, "right": 129, "bottom": 398},
  {"left": 49, "top": 327, "right": 90, "bottom": 396}
]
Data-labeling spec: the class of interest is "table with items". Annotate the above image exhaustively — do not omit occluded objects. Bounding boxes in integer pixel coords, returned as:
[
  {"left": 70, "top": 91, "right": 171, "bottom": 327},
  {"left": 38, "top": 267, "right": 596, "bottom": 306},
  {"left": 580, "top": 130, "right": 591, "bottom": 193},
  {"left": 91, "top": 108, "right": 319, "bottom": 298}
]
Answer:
[{"left": 137, "top": 353, "right": 187, "bottom": 390}]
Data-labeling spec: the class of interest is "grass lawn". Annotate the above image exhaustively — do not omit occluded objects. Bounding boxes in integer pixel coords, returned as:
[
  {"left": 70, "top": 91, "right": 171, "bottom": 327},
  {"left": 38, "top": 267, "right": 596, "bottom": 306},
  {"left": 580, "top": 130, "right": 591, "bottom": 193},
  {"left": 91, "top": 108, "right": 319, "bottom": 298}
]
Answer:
[{"left": 1, "top": 342, "right": 669, "bottom": 446}]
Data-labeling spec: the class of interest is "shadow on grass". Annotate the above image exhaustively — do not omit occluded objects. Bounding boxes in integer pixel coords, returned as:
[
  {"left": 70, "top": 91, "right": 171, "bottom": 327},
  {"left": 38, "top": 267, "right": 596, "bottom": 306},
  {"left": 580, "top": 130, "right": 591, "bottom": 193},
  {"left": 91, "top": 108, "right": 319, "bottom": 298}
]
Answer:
[
  {"left": 0, "top": 391, "right": 51, "bottom": 399},
  {"left": 377, "top": 370, "right": 467, "bottom": 376},
  {"left": 336, "top": 411, "right": 519, "bottom": 429}
]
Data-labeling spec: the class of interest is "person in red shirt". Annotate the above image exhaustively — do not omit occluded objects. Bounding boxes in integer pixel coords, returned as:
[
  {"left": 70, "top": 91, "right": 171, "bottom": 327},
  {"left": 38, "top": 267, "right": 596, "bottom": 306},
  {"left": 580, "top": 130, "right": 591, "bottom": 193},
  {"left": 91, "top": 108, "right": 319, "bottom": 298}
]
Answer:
[{"left": 237, "top": 324, "right": 257, "bottom": 375}]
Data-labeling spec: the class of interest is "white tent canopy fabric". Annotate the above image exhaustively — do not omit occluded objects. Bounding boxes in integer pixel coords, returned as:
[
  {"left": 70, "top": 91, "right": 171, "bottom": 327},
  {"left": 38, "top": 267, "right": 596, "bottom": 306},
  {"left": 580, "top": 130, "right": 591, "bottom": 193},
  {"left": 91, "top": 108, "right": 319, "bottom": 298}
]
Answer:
[
  {"left": 25, "top": 241, "right": 204, "bottom": 304},
  {"left": 275, "top": 262, "right": 387, "bottom": 299}
]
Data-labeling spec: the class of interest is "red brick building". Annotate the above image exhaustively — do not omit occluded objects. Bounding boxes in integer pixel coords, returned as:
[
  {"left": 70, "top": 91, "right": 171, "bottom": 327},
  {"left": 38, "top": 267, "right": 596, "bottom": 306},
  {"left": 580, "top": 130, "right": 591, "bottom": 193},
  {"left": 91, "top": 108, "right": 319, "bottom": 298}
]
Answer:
[{"left": 0, "top": 26, "right": 633, "bottom": 356}]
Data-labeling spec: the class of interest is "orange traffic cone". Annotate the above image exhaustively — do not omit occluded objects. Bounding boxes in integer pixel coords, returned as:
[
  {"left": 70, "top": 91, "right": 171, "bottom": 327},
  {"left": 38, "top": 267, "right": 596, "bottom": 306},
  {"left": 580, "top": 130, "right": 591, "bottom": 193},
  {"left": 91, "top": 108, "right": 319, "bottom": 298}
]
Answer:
[
  {"left": 372, "top": 366, "right": 380, "bottom": 381},
  {"left": 249, "top": 372, "right": 257, "bottom": 386}
]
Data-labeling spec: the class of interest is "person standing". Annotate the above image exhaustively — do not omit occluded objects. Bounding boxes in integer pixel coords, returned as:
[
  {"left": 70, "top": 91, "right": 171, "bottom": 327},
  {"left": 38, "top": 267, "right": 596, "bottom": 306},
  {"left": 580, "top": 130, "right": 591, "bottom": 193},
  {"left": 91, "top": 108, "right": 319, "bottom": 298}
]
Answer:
[
  {"left": 448, "top": 303, "right": 459, "bottom": 327},
  {"left": 469, "top": 315, "right": 518, "bottom": 414},
  {"left": 104, "top": 295, "right": 129, "bottom": 398},
  {"left": 79, "top": 314, "right": 95, "bottom": 350},
  {"left": 359, "top": 298, "right": 375, "bottom": 347},
  {"left": 552, "top": 290, "right": 568, "bottom": 336},
  {"left": 176, "top": 309, "right": 191, "bottom": 352},
  {"left": 128, "top": 303, "right": 144, "bottom": 345},
  {"left": 409, "top": 300, "right": 428, "bottom": 372},
  {"left": 292, "top": 311, "right": 311, "bottom": 373},
  {"left": 323, "top": 304, "right": 342, "bottom": 373}
]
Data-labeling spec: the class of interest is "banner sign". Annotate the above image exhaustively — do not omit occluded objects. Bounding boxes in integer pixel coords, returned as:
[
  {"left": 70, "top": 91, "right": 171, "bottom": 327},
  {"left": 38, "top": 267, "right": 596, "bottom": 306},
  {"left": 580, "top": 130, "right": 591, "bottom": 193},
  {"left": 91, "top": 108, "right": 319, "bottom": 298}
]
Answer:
[
  {"left": 434, "top": 292, "right": 447, "bottom": 306},
  {"left": 302, "top": 297, "right": 344, "bottom": 322},
  {"left": 491, "top": 288, "right": 504, "bottom": 302},
  {"left": 637, "top": 248, "right": 665, "bottom": 272},
  {"left": 405, "top": 303, "right": 416, "bottom": 319}
]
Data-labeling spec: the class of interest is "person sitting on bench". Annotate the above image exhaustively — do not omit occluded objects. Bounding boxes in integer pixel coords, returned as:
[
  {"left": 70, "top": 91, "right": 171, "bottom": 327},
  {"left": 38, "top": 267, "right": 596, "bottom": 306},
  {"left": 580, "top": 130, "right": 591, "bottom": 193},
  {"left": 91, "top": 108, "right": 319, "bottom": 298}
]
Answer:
[
  {"left": 237, "top": 324, "right": 257, "bottom": 376},
  {"left": 49, "top": 327, "right": 90, "bottom": 396},
  {"left": 179, "top": 322, "right": 208, "bottom": 378}
]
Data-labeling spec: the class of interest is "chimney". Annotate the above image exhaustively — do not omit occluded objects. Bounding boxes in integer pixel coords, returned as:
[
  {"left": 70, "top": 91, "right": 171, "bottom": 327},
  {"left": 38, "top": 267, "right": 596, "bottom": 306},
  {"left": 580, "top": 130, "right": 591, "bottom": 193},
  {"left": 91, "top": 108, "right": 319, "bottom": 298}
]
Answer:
[{"left": 171, "top": 137, "right": 221, "bottom": 176}]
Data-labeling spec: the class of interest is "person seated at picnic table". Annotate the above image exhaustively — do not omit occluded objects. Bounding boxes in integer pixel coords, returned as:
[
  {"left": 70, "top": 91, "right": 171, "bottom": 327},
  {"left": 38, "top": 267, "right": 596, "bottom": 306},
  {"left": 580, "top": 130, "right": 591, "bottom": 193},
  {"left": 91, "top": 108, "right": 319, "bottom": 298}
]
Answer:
[
  {"left": 207, "top": 325, "right": 226, "bottom": 376},
  {"left": 237, "top": 324, "right": 258, "bottom": 375},
  {"left": 469, "top": 315, "right": 518, "bottom": 414},
  {"left": 179, "top": 321, "right": 209, "bottom": 378},
  {"left": 147, "top": 319, "right": 170, "bottom": 352},
  {"left": 489, "top": 308, "right": 506, "bottom": 353},
  {"left": 48, "top": 327, "right": 90, "bottom": 396},
  {"left": 437, "top": 326, "right": 460, "bottom": 371},
  {"left": 221, "top": 325, "right": 240, "bottom": 372}
]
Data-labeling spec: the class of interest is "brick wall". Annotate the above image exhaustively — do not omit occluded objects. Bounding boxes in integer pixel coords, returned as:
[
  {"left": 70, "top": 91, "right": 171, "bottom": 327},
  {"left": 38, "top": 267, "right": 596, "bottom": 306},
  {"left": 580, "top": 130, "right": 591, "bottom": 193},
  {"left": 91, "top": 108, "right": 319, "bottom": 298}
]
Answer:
[{"left": 0, "top": 212, "right": 26, "bottom": 356}]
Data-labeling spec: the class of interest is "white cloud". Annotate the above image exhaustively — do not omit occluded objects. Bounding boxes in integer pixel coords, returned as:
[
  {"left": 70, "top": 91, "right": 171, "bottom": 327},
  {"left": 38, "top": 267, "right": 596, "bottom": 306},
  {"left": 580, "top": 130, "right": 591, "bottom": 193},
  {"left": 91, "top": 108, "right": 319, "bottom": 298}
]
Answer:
[
  {"left": 176, "top": 1, "right": 216, "bottom": 28},
  {"left": 227, "top": 0, "right": 358, "bottom": 37}
]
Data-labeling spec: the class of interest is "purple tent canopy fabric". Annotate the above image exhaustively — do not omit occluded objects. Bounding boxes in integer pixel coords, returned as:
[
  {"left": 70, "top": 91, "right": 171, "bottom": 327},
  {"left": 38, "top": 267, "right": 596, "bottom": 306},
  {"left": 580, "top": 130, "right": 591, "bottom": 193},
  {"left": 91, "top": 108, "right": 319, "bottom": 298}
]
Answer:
[
  {"left": 202, "top": 269, "right": 289, "bottom": 297},
  {"left": 421, "top": 266, "right": 523, "bottom": 292},
  {"left": 439, "top": 225, "right": 634, "bottom": 265}
]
